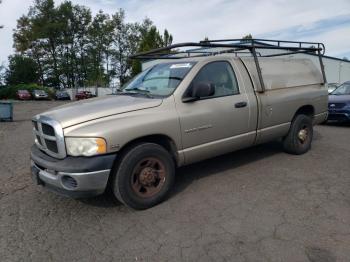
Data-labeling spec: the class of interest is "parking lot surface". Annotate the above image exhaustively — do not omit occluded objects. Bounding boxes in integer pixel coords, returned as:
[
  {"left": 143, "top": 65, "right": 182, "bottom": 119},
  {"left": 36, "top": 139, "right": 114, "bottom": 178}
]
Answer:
[{"left": 1, "top": 101, "right": 349, "bottom": 262}]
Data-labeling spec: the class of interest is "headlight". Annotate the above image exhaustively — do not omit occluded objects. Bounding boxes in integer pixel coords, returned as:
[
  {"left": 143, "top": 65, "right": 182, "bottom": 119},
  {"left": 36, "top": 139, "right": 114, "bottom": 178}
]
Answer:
[{"left": 65, "top": 137, "right": 107, "bottom": 156}]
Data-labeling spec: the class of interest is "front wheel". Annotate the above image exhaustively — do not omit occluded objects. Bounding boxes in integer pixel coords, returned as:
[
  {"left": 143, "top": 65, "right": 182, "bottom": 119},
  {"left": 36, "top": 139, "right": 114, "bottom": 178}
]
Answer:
[
  {"left": 282, "top": 114, "right": 313, "bottom": 155},
  {"left": 112, "top": 143, "right": 175, "bottom": 210}
]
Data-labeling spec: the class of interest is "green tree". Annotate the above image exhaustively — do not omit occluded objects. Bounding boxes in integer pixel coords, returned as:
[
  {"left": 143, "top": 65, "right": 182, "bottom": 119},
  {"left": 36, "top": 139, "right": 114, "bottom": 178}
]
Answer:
[
  {"left": 241, "top": 34, "right": 253, "bottom": 44},
  {"left": 13, "top": 0, "right": 93, "bottom": 88},
  {"left": 56, "top": 2, "right": 92, "bottom": 88},
  {"left": 6, "top": 55, "right": 40, "bottom": 85},
  {"left": 131, "top": 22, "right": 173, "bottom": 76},
  {"left": 13, "top": 16, "right": 45, "bottom": 85},
  {"left": 86, "top": 10, "right": 112, "bottom": 87},
  {"left": 110, "top": 9, "right": 142, "bottom": 85},
  {"left": 12, "top": 0, "right": 174, "bottom": 88},
  {"left": 242, "top": 34, "right": 253, "bottom": 39},
  {"left": 13, "top": 0, "right": 62, "bottom": 87},
  {"left": 163, "top": 29, "right": 173, "bottom": 46},
  {"left": 31, "top": 0, "right": 62, "bottom": 87}
]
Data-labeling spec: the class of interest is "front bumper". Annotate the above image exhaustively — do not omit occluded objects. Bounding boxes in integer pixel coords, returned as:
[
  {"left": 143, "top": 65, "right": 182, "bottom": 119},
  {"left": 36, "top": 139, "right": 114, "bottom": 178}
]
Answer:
[
  {"left": 30, "top": 145, "right": 116, "bottom": 198},
  {"left": 327, "top": 111, "right": 350, "bottom": 122}
]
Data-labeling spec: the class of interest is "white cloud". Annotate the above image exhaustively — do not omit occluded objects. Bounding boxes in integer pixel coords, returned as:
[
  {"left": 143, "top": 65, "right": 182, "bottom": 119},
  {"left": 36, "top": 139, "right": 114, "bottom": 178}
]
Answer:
[
  {"left": 117, "top": 0, "right": 350, "bottom": 40},
  {"left": 0, "top": 0, "right": 350, "bottom": 64},
  {"left": 305, "top": 26, "right": 350, "bottom": 57}
]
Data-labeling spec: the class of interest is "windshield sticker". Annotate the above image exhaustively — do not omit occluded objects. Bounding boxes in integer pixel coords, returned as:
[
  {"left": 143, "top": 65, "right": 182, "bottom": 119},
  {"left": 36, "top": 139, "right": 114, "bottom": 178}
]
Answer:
[{"left": 170, "top": 63, "right": 192, "bottom": 69}]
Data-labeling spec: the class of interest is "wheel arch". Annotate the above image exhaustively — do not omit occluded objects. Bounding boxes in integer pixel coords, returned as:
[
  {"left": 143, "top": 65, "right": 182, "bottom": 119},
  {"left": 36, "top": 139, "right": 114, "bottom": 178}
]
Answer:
[
  {"left": 116, "top": 134, "right": 180, "bottom": 167},
  {"left": 293, "top": 105, "right": 315, "bottom": 120}
]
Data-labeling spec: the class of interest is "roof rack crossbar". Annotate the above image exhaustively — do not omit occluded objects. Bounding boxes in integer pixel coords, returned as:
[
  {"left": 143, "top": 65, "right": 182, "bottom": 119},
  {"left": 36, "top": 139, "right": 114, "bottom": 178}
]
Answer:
[
  {"left": 200, "top": 38, "right": 325, "bottom": 52},
  {"left": 129, "top": 38, "right": 327, "bottom": 90},
  {"left": 129, "top": 39, "right": 324, "bottom": 60},
  {"left": 262, "top": 50, "right": 316, "bottom": 58}
]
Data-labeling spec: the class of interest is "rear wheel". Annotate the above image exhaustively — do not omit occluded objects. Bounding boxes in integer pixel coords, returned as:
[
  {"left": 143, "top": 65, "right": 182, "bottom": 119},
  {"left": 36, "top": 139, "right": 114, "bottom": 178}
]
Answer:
[
  {"left": 283, "top": 114, "right": 313, "bottom": 155},
  {"left": 112, "top": 143, "right": 175, "bottom": 210}
]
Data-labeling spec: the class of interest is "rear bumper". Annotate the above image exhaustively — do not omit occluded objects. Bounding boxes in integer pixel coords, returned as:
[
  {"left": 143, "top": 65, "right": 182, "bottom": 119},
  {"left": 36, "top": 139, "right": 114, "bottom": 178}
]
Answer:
[{"left": 30, "top": 145, "right": 116, "bottom": 198}]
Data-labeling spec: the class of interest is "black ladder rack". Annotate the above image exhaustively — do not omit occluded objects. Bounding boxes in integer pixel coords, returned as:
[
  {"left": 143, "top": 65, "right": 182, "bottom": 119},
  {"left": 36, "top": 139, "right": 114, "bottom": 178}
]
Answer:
[{"left": 129, "top": 38, "right": 327, "bottom": 92}]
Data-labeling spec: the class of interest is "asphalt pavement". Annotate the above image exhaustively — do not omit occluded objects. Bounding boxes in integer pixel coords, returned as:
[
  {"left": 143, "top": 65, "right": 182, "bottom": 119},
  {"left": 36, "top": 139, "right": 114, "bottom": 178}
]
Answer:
[{"left": 1, "top": 101, "right": 349, "bottom": 262}]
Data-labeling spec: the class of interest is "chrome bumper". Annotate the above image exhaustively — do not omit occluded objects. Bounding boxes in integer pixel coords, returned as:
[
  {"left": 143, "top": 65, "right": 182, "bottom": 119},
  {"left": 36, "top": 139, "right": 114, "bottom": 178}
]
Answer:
[{"left": 31, "top": 160, "right": 110, "bottom": 198}]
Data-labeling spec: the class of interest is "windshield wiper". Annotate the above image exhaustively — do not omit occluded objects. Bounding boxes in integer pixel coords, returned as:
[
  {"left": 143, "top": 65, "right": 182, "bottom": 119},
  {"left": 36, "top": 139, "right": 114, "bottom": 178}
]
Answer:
[
  {"left": 125, "top": 87, "right": 150, "bottom": 93},
  {"left": 122, "top": 88, "right": 154, "bottom": 98},
  {"left": 142, "top": 76, "right": 183, "bottom": 82}
]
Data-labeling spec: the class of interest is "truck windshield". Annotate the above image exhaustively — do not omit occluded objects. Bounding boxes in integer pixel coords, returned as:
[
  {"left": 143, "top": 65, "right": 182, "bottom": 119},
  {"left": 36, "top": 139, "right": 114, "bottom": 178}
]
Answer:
[
  {"left": 331, "top": 83, "right": 350, "bottom": 95},
  {"left": 122, "top": 62, "right": 195, "bottom": 97}
]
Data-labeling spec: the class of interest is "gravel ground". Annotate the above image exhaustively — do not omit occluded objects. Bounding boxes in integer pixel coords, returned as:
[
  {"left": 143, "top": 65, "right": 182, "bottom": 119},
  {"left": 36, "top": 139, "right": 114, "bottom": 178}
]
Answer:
[{"left": 0, "top": 101, "right": 349, "bottom": 262}]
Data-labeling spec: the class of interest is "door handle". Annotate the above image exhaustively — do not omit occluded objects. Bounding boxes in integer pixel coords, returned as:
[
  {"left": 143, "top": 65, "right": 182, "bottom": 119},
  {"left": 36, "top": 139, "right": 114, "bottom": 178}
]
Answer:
[{"left": 235, "top": 101, "right": 247, "bottom": 108}]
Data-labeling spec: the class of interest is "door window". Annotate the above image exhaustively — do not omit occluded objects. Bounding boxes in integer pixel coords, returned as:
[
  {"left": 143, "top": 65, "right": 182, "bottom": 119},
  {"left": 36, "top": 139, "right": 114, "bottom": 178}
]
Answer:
[{"left": 189, "top": 61, "right": 239, "bottom": 98}]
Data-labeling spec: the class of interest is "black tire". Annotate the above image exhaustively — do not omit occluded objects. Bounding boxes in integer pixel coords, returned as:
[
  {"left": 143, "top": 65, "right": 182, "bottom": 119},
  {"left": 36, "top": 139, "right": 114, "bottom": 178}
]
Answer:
[
  {"left": 112, "top": 143, "right": 175, "bottom": 210},
  {"left": 282, "top": 114, "right": 313, "bottom": 155}
]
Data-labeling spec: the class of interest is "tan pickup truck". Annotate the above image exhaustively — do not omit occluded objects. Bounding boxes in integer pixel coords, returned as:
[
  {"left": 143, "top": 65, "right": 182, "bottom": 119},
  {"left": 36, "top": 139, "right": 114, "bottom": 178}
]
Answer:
[{"left": 30, "top": 39, "right": 328, "bottom": 209}]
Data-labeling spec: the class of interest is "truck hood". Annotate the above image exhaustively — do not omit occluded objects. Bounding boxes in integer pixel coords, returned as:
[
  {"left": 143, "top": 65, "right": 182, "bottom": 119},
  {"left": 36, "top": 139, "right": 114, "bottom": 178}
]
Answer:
[{"left": 40, "top": 95, "right": 163, "bottom": 128}]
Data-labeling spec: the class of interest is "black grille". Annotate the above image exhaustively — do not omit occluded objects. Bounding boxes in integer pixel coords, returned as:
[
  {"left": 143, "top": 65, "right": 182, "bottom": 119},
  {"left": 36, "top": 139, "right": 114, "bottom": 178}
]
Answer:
[
  {"left": 42, "top": 123, "right": 55, "bottom": 136},
  {"left": 45, "top": 139, "right": 58, "bottom": 153},
  {"left": 329, "top": 103, "right": 346, "bottom": 109},
  {"left": 32, "top": 117, "right": 66, "bottom": 158},
  {"left": 32, "top": 121, "right": 38, "bottom": 131}
]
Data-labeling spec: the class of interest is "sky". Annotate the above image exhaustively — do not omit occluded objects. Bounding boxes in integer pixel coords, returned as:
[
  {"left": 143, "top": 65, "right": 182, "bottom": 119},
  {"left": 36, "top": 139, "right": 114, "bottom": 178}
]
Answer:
[{"left": 1, "top": 0, "right": 350, "bottom": 66}]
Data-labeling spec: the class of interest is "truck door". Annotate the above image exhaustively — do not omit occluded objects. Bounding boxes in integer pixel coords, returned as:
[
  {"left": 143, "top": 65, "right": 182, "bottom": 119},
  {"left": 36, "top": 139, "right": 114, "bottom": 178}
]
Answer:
[{"left": 175, "top": 60, "right": 257, "bottom": 164}]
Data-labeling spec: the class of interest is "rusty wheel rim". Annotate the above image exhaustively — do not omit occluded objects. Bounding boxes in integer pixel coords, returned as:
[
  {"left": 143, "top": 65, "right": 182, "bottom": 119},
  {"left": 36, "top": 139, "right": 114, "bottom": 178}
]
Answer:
[
  {"left": 131, "top": 157, "right": 167, "bottom": 198},
  {"left": 298, "top": 125, "right": 309, "bottom": 144}
]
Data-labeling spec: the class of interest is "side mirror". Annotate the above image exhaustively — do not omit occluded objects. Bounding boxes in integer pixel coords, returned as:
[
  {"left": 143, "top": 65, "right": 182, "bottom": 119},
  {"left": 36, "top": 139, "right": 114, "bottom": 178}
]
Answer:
[{"left": 183, "top": 81, "right": 215, "bottom": 102}]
